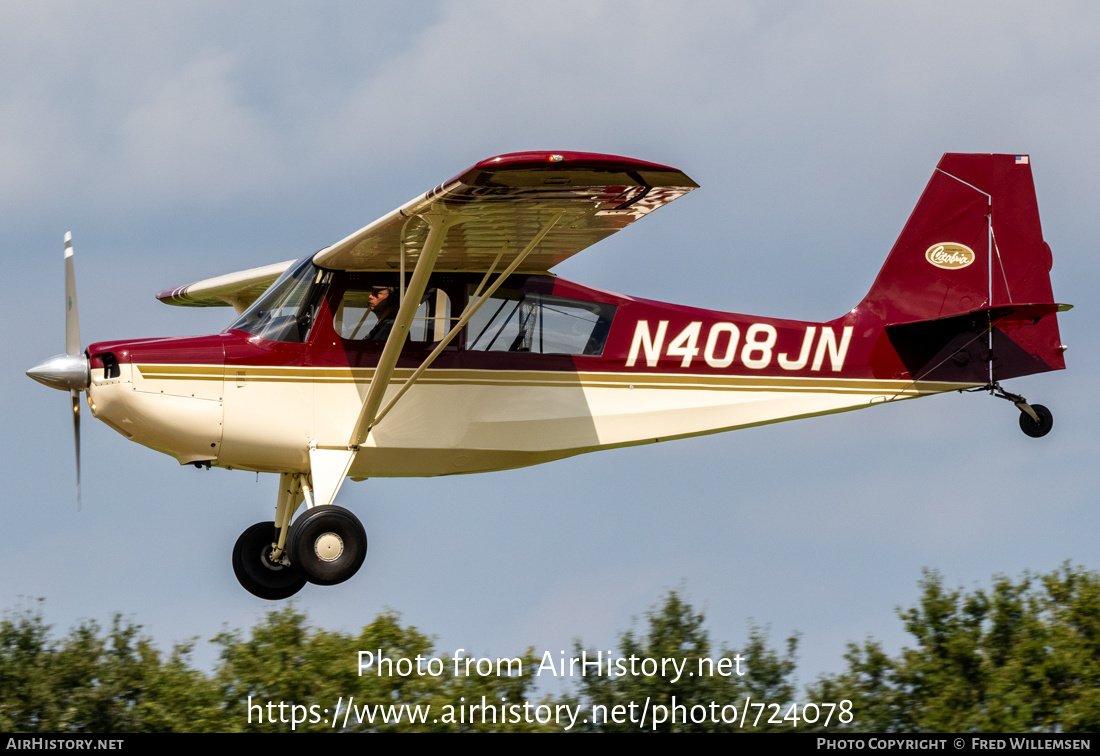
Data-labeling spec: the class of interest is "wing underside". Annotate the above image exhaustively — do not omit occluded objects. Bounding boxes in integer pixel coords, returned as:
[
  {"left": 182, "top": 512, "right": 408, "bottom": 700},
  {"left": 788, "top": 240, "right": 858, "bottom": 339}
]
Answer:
[
  {"left": 156, "top": 152, "right": 696, "bottom": 310},
  {"left": 312, "top": 151, "right": 698, "bottom": 273},
  {"left": 156, "top": 260, "right": 295, "bottom": 312}
]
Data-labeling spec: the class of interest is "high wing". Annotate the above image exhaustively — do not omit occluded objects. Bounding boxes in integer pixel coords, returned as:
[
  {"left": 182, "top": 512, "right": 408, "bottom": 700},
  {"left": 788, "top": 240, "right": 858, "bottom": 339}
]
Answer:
[
  {"left": 312, "top": 151, "right": 697, "bottom": 273},
  {"left": 156, "top": 152, "right": 696, "bottom": 309},
  {"left": 156, "top": 260, "right": 295, "bottom": 313},
  {"left": 154, "top": 152, "right": 697, "bottom": 510}
]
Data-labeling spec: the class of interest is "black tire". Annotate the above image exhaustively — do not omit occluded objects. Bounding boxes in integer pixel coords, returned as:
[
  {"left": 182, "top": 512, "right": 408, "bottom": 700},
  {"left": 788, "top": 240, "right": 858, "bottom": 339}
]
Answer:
[
  {"left": 232, "top": 521, "right": 306, "bottom": 600},
  {"left": 289, "top": 506, "right": 367, "bottom": 586},
  {"left": 1019, "top": 403, "right": 1054, "bottom": 438}
]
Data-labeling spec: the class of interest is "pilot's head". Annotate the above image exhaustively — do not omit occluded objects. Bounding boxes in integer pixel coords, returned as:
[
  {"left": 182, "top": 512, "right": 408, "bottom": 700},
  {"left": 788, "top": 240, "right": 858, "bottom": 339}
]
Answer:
[{"left": 369, "top": 286, "right": 395, "bottom": 311}]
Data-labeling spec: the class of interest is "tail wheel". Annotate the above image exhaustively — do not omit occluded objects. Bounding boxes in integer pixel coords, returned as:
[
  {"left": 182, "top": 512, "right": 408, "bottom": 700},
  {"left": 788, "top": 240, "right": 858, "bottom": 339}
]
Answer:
[
  {"left": 289, "top": 506, "right": 367, "bottom": 586},
  {"left": 1019, "top": 403, "right": 1054, "bottom": 438},
  {"left": 232, "top": 521, "right": 306, "bottom": 600}
]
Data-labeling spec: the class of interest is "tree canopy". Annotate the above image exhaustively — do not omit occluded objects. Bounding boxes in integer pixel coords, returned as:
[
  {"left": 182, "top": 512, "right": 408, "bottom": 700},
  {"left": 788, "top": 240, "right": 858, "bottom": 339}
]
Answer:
[
  {"left": 570, "top": 591, "right": 799, "bottom": 732},
  {"left": 2, "top": 564, "right": 1098, "bottom": 733},
  {"left": 812, "top": 564, "right": 1100, "bottom": 732},
  {"left": 0, "top": 599, "right": 224, "bottom": 732}
]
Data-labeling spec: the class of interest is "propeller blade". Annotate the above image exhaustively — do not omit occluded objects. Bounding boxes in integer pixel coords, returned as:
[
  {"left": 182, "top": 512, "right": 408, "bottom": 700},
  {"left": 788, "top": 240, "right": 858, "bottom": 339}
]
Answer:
[
  {"left": 65, "top": 232, "right": 80, "bottom": 356},
  {"left": 66, "top": 234, "right": 83, "bottom": 509},
  {"left": 26, "top": 232, "right": 89, "bottom": 510},
  {"left": 71, "top": 388, "right": 81, "bottom": 510}
]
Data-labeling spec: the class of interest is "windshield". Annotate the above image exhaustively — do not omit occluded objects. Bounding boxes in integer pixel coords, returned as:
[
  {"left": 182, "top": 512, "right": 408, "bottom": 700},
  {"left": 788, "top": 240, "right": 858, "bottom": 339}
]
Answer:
[{"left": 228, "top": 256, "right": 331, "bottom": 343}]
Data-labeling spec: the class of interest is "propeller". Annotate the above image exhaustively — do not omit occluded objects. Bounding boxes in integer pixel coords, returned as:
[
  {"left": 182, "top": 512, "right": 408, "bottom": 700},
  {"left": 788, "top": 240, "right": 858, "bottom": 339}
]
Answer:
[{"left": 27, "top": 232, "right": 90, "bottom": 507}]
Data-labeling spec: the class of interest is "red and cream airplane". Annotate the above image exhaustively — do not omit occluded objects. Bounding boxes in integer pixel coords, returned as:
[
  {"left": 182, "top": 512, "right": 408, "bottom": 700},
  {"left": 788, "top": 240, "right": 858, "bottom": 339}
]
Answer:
[{"left": 28, "top": 151, "right": 1069, "bottom": 599}]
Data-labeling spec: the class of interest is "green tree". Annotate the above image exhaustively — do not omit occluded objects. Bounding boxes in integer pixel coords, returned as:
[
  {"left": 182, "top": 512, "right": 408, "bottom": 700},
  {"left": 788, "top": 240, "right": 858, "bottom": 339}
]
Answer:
[
  {"left": 811, "top": 564, "right": 1100, "bottom": 732},
  {"left": 214, "top": 605, "right": 556, "bottom": 732},
  {"left": 9, "top": 567, "right": 1098, "bottom": 734},
  {"left": 0, "top": 602, "right": 227, "bottom": 732},
  {"left": 571, "top": 591, "right": 799, "bottom": 732},
  {"left": 0, "top": 602, "right": 57, "bottom": 731}
]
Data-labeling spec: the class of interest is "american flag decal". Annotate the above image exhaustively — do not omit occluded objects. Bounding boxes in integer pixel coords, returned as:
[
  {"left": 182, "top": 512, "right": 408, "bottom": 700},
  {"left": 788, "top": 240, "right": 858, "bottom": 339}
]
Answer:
[{"left": 1015, "top": 155, "right": 1030, "bottom": 164}]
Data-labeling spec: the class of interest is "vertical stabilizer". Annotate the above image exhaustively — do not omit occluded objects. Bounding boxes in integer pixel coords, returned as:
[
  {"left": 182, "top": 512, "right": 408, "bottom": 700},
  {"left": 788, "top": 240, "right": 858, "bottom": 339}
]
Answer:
[{"left": 858, "top": 154, "right": 1065, "bottom": 382}]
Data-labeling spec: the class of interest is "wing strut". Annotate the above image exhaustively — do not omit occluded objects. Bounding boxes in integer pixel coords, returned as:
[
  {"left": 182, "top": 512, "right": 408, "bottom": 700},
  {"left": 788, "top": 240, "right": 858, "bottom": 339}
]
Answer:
[
  {"left": 307, "top": 208, "right": 468, "bottom": 508},
  {"left": 349, "top": 208, "right": 470, "bottom": 447},
  {"left": 306, "top": 210, "right": 564, "bottom": 508},
  {"left": 371, "top": 210, "right": 564, "bottom": 429}
]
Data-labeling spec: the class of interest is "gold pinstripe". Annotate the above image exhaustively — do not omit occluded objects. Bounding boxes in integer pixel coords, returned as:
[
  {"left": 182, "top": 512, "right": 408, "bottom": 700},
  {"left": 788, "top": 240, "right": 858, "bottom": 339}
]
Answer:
[{"left": 136, "top": 364, "right": 973, "bottom": 397}]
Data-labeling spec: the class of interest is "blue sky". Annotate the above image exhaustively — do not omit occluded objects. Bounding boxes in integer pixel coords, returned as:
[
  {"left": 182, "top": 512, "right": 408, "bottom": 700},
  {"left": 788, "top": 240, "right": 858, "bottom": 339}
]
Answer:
[{"left": 4, "top": 1, "right": 1098, "bottom": 693}]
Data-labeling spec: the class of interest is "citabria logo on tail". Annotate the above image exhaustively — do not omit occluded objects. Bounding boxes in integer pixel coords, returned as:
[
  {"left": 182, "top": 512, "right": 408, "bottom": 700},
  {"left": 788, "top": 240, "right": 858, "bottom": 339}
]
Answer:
[{"left": 925, "top": 243, "right": 976, "bottom": 270}]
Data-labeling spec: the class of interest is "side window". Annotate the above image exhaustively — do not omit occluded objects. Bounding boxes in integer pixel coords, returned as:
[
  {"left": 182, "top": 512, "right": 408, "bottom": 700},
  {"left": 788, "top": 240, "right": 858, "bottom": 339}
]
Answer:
[
  {"left": 465, "top": 288, "right": 526, "bottom": 351},
  {"left": 334, "top": 286, "right": 452, "bottom": 342},
  {"left": 409, "top": 288, "right": 452, "bottom": 342},
  {"left": 465, "top": 287, "right": 615, "bottom": 355},
  {"left": 334, "top": 289, "right": 376, "bottom": 340}
]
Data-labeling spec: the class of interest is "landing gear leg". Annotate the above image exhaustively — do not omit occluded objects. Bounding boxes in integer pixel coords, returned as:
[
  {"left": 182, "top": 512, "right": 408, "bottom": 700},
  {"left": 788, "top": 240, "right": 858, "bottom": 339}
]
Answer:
[
  {"left": 269, "top": 473, "right": 302, "bottom": 563},
  {"left": 964, "top": 382, "right": 1054, "bottom": 438}
]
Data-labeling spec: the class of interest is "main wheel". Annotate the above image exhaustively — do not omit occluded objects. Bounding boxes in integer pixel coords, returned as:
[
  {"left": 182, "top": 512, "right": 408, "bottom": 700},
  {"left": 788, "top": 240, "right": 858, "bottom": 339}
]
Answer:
[
  {"left": 289, "top": 506, "right": 367, "bottom": 586},
  {"left": 1019, "top": 403, "right": 1054, "bottom": 438},
  {"left": 232, "top": 521, "right": 307, "bottom": 600}
]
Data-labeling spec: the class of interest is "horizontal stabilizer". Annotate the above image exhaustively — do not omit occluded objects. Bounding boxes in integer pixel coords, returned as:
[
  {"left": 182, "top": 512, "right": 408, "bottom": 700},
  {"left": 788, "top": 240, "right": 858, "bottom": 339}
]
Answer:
[{"left": 886, "top": 303, "right": 1068, "bottom": 383}]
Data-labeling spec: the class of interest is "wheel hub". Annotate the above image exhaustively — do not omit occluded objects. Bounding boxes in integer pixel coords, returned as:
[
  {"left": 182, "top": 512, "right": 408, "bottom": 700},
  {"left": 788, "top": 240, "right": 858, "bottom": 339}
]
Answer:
[
  {"left": 314, "top": 532, "right": 344, "bottom": 562},
  {"left": 259, "top": 544, "right": 286, "bottom": 572}
]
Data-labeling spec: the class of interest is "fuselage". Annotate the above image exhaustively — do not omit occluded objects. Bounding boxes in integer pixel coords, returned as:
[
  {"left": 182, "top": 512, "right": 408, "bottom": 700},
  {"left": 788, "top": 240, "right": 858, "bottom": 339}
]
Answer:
[{"left": 85, "top": 268, "right": 971, "bottom": 478}]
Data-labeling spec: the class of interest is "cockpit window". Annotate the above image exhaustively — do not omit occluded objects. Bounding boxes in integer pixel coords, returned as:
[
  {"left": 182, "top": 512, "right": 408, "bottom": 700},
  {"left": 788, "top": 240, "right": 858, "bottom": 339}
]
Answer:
[
  {"left": 465, "top": 287, "right": 615, "bottom": 355},
  {"left": 334, "top": 288, "right": 377, "bottom": 340},
  {"left": 228, "top": 256, "right": 331, "bottom": 343},
  {"left": 334, "top": 286, "right": 452, "bottom": 342}
]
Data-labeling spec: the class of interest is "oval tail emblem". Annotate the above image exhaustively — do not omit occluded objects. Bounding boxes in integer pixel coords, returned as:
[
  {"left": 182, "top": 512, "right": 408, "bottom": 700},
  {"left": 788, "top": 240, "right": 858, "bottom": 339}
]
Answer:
[{"left": 925, "top": 243, "right": 976, "bottom": 270}]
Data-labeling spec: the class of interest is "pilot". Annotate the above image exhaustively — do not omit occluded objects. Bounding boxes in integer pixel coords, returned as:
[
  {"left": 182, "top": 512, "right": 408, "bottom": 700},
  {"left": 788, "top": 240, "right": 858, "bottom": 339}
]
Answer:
[{"left": 367, "top": 286, "right": 398, "bottom": 340}]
